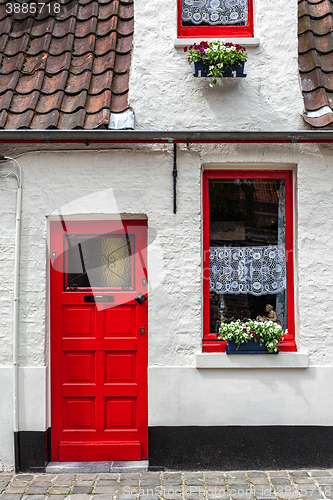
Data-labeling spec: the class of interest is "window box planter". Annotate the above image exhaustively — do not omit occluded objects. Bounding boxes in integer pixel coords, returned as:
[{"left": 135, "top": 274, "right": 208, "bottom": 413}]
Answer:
[
  {"left": 194, "top": 61, "right": 246, "bottom": 78},
  {"left": 226, "top": 339, "right": 279, "bottom": 354}
]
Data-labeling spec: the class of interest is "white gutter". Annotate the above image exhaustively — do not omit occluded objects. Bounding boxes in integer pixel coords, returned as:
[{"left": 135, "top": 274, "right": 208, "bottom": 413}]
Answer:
[{"left": 0, "top": 156, "right": 22, "bottom": 472}]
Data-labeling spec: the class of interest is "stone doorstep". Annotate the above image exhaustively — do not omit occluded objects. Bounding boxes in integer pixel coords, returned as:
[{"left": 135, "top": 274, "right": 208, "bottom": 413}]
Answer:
[{"left": 45, "top": 461, "right": 148, "bottom": 474}]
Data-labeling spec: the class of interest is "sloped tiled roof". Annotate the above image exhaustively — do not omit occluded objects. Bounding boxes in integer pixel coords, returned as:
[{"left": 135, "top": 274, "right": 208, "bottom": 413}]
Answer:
[
  {"left": 298, "top": 0, "right": 333, "bottom": 128},
  {"left": 0, "top": 0, "right": 133, "bottom": 129}
]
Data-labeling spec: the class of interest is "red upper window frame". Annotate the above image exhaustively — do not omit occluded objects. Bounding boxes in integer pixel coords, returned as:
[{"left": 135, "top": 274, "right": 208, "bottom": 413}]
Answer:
[
  {"left": 202, "top": 170, "right": 296, "bottom": 353},
  {"left": 177, "top": 0, "right": 254, "bottom": 39}
]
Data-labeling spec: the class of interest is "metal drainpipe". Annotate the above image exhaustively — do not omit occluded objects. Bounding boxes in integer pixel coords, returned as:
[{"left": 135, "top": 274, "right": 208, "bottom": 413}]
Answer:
[{"left": 0, "top": 156, "right": 22, "bottom": 472}]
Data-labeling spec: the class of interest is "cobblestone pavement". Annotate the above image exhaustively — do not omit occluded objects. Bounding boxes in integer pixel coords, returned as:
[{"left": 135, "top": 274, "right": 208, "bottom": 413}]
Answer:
[{"left": 1, "top": 470, "right": 333, "bottom": 500}]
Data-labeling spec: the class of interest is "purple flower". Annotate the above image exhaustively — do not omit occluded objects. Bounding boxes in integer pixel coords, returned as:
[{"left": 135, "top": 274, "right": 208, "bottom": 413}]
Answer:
[{"left": 184, "top": 46, "right": 188, "bottom": 52}]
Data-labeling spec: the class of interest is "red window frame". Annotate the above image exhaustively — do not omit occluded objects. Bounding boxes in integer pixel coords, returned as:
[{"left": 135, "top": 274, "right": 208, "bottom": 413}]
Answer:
[
  {"left": 177, "top": 0, "right": 254, "bottom": 39},
  {"left": 203, "top": 170, "right": 296, "bottom": 353}
]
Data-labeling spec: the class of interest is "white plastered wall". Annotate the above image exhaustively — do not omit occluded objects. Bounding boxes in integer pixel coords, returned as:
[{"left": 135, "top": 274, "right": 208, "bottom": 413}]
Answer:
[
  {"left": 130, "top": 0, "right": 304, "bottom": 130},
  {"left": 0, "top": 143, "right": 333, "bottom": 468}
]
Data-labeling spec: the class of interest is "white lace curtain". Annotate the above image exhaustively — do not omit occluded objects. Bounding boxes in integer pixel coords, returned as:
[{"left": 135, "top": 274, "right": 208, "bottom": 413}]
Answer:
[
  {"left": 209, "top": 245, "right": 286, "bottom": 296},
  {"left": 182, "top": 0, "right": 248, "bottom": 26}
]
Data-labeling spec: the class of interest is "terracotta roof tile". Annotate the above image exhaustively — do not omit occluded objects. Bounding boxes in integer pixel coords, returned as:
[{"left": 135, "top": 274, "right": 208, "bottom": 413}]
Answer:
[
  {"left": 111, "top": 72, "right": 129, "bottom": 94},
  {"left": 0, "top": 72, "right": 20, "bottom": 94},
  {"left": 116, "top": 34, "right": 133, "bottom": 53},
  {"left": 46, "top": 53, "right": 72, "bottom": 74},
  {"left": 3, "top": 34, "right": 29, "bottom": 56},
  {"left": 77, "top": 2, "right": 99, "bottom": 21},
  {"left": 41, "top": 71, "right": 69, "bottom": 94},
  {"left": 49, "top": 34, "right": 74, "bottom": 56},
  {"left": 0, "top": 91, "right": 13, "bottom": 111},
  {"left": 10, "top": 17, "right": 34, "bottom": 38},
  {"left": 0, "top": 34, "right": 9, "bottom": 53},
  {"left": 31, "top": 18, "right": 55, "bottom": 37},
  {"left": 0, "top": 17, "right": 12, "bottom": 36},
  {"left": 16, "top": 71, "right": 45, "bottom": 94},
  {"left": 99, "top": 1, "right": 119, "bottom": 20},
  {"left": 0, "top": 110, "right": 7, "bottom": 128},
  {"left": 0, "top": 0, "right": 133, "bottom": 129},
  {"left": 61, "top": 90, "right": 87, "bottom": 113},
  {"left": 35, "top": 92, "right": 64, "bottom": 114},
  {"left": 27, "top": 34, "right": 52, "bottom": 56},
  {"left": 299, "top": 0, "right": 333, "bottom": 18},
  {"left": 304, "top": 113, "right": 333, "bottom": 127},
  {"left": 23, "top": 52, "right": 48, "bottom": 73},
  {"left": 75, "top": 18, "right": 97, "bottom": 37},
  {"left": 299, "top": 50, "right": 333, "bottom": 73},
  {"left": 10, "top": 92, "right": 39, "bottom": 113},
  {"left": 57, "top": 1, "right": 79, "bottom": 21},
  {"left": 300, "top": 68, "right": 333, "bottom": 92},
  {"left": 52, "top": 18, "right": 75, "bottom": 38},
  {"left": 5, "top": 109, "right": 34, "bottom": 129},
  {"left": 114, "top": 52, "right": 131, "bottom": 73},
  {"left": 71, "top": 53, "right": 94, "bottom": 75},
  {"left": 90, "top": 70, "right": 113, "bottom": 94},
  {"left": 65, "top": 71, "right": 91, "bottom": 94},
  {"left": 30, "top": 110, "right": 60, "bottom": 129},
  {"left": 303, "top": 87, "right": 333, "bottom": 110},
  {"left": 95, "top": 31, "right": 117, "bottom": 56},
  {"left": 298, "top": 14, "right": 333, "bottom": 36},
  {"left": 73, "top": 34, "right": 95, "bottom": 55},
  {"left": 0, "top": 54, "right": 25, "bottom": 74},
  {"left": 85, "top": 90, "right": 111, "bottom": 113},
  {"left": 92, "top": 51, "right": 115, "bottom": 74},
  {"left": 110, "top": 91, "right": 129, "bottom": 113},
  {"left": 57, "top": 108, "right": 86, "bottom": 129},
  {"left": 299, "top": 0, "right": 333, "bottom": 127},
  {"left": 117, "top": 18, "right": 134, "bottom": 36},
  {"left": 119, "top": 3, "right": 134, "bottom": 19},
  {"left": 84, "top": 107, "right": 110, "bottom": 128}
]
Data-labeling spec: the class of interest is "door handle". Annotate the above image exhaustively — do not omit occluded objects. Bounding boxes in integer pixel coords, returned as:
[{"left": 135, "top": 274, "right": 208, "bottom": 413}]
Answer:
[{"left": 134, "top": 293, "right": 147, "bottom": 304}]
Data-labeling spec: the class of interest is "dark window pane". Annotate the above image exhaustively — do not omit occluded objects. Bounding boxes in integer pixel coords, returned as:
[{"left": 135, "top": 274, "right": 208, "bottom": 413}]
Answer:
[
  {"left": 66, "top": 234, "right": 133, "bottom": 290},
  {"left": 209, "top": 178, "right": 287, "bottom": 332}
]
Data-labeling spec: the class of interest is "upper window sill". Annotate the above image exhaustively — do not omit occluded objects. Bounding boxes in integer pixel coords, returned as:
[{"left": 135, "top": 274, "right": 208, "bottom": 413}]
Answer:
[
  {"left": 175, "top": 38, "right": 260, "bottom": 48},
  {"left": 196, "top": 352, "right": 309, "bottom": 369}
]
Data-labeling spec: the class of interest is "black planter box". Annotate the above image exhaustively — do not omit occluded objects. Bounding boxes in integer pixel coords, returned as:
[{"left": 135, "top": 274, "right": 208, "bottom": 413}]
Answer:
[
  {"left": 225, "top": 339, "right": 278, "bottom": 354},
  {"left": 193, "top": 61, "right": 246, "bottom": 78}
]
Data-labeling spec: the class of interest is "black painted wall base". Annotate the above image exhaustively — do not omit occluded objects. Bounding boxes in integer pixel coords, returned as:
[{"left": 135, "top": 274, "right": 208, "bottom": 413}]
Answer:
[
  {"left": 148, "top": 426, "right": 333, "bottom": 470},
  {"left": 16, "top": 430, "right": 49, "bottom": 472}
]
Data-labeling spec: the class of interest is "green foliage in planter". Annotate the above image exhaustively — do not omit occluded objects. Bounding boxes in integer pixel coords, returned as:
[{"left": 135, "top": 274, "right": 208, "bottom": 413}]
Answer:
[
  {"left": 184, "top": 40, "right": 248, "bottom": 85},
  {"left": 218, "top": 319, "right": 287, "bottom": 353}
]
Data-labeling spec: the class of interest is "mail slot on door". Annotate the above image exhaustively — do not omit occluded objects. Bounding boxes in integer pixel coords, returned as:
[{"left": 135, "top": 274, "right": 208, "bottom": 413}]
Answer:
[{"left": 84, "top": 295, "right": 115, "bottom": 303}]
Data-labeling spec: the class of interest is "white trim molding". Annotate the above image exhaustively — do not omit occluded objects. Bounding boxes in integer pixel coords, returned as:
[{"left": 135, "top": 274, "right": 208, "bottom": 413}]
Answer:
[
  {"left": 175, "top": 38, "right": 260, "bottom": 48},
  {"left": 196, "top": 352, "right": 309, "bottom": 369}
]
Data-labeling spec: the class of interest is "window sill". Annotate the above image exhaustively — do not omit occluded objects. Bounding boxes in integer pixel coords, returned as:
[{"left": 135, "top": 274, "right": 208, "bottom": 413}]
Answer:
[
  {"left": 175, "top": 38, "right": 260, "bottom": 48},
  {"left": 196, "top": 352, "right": 309, "bottom": 369}
]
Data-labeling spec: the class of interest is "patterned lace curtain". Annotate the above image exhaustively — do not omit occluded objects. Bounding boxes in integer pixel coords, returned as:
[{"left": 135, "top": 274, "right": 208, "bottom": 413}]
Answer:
[
  {"left": 209, "top": 245, "right": 286, "bottom": 296},
  {"left": 276, "top": 182, "right": 287, "bottom": 328},
  {"left": 182, "top": 0, "right": 248, "bottom": 26}
]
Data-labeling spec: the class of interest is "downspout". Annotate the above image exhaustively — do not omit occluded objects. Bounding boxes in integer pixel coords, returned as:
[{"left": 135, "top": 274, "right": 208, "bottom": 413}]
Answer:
[{"left": 0, "top": 156, "right": 22, "bottom": 472}]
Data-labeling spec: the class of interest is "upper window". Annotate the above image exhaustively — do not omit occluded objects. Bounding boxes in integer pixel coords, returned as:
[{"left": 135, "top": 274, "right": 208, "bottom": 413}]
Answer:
[
  {"left": 203, "top": 170, "right": 296, "bottom": 352},
  {"left": 178, "top": 0, "right": 254, "bottom": 38}
]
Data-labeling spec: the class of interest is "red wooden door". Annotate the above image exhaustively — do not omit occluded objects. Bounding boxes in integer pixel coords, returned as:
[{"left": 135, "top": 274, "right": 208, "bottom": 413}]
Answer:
[{"left": 50, "top": 220, "right": 148, "bottom": 461}]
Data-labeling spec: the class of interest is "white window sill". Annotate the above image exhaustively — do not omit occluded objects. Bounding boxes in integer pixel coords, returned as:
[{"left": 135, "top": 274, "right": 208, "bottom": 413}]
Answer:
[
  {"left": 196, "top": 352, "right": 309, "bottom": 369},
  {"left": 175, "top": 38, "right": 260, "bottom": 48}
]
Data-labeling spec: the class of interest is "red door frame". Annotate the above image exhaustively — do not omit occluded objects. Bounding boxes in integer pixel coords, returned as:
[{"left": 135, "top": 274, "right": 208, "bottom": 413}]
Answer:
[
  {"left": 202, "top": 170, "right": 296, "bottom": 352},
  {"left": 50, "top": 219, "right": 148, "bottom": 461}
]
